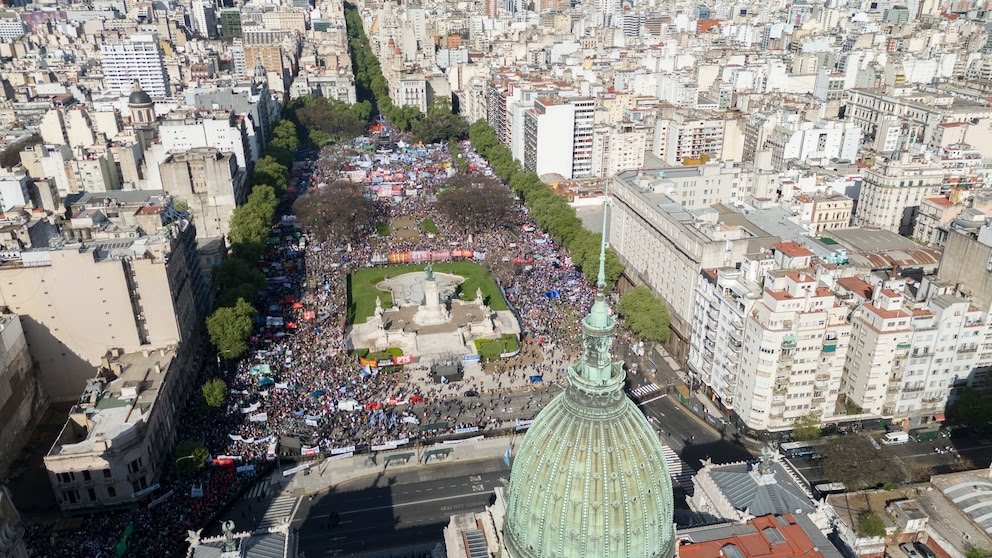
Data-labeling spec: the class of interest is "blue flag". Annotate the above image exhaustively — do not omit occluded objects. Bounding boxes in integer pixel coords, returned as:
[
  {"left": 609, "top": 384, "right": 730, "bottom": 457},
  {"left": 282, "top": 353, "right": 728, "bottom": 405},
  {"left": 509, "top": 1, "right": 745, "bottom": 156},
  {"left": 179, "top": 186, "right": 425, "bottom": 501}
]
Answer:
[{"left": 503, "top": 446, "right": 512, "bottom": 467}]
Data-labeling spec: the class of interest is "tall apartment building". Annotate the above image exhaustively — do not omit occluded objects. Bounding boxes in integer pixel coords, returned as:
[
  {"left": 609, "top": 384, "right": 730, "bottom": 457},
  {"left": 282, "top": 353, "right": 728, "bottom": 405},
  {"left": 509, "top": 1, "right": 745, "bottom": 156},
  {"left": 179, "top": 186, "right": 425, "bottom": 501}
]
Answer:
[
  {"left": 190, "top": 0, "right": 217, "bottom": 38},
  {"left": 688, "top": 255, "right": 769, "bottom": 412},
  {"left": 840, "top": 285, "right": 984, "bottom": 427},
  {"left": 609, "top": 171, "right": 778, "bottom": 359},
  {"left": 0, "top": 314, "right": 46, "bottom": 477},
  {"left": 523, "top": 97, "right": 595, "bottom": 179},
  {"left": 158, "top": 148, "right": 247, "bottom": 239},
  {"left": 99, "top": 33, "right": 170, "bottom": 99},
  {"left": 652, "top": 112, "right": 728, "bottom": 165},
  {"left": 590, "top": 123, "right": 648, "bottom": 178},
  {"left": 0, "top": 12, "right": 25, "bottom": 40},
  {"left": 44, "top": 346, "right": 194, "bottom": 512},
  {"left": 733, "top": 257, "right": 852, "bottom": 432},
  {"left": 855, "top": 155, "right": 944, "bottom": 234},
  {"left": 219, "top": 9, "right": 243, "bottom": 38},
  {"left": 0, "top": 195, "right": 205, "bottom": 401}
]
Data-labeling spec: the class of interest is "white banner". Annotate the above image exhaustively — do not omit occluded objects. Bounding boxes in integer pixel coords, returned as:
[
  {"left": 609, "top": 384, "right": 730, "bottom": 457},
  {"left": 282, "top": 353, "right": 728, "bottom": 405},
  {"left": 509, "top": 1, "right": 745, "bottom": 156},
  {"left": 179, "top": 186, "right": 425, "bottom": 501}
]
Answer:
[
  {"left": 228, "top": 434, "right": 244, "bottom": 441},
  {"left": 441, "top": 435, "right": 484, "bottom": 445},
  {"left": 240, "top": 403, "right": 261, "bottom": 414},
  {"left": 454, "top": 426, "right": 479, "bottom": 434},
  {"left": 327, "top": 452, "right": 353, "bottom": 461},
  {"left": 282, "top": 463, "right": 312, "bottom": 476},
  {"left": 331, "top": 445, "right": 356, "bottom": 455},
  {"left": 249, "top": 412, "right": 268, "bottom": 422},
  {"left": 275, "top": 382, "right": 289, "bottom": 390},
  {"left": 216, "top": 455, "right": 243, "bottom": 461}
]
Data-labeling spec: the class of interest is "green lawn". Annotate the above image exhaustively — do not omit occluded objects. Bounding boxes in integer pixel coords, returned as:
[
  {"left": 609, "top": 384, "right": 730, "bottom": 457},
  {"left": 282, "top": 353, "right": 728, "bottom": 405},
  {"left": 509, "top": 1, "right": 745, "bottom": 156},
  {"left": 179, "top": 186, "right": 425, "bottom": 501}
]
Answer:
[
  {"left": 419, "top": 219, "right": 439, "bottom": 234},
  {"left": 348, "top": 262, "right": 508, "bottom": 324},
  {"left": 474, "top": 334, "right": 520, "bottom": 361},
  {"left": 376, "top": 222, "right": 392, "bottom": 237}
]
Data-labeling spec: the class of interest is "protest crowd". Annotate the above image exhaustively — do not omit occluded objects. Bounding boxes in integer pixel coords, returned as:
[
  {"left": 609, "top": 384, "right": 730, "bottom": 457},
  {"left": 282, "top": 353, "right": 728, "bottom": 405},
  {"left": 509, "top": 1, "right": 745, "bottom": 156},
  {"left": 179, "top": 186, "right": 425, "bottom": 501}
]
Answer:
[{"left": 25, "top": 135, "right": 606, "bottom": 557}]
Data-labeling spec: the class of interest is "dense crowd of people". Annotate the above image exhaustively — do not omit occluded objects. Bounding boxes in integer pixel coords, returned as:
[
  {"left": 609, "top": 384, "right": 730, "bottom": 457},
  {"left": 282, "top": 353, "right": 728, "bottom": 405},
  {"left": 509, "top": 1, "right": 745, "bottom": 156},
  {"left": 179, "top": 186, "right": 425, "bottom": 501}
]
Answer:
[{"left": 24, "top": 136, "right": 604, "bottom": 557}]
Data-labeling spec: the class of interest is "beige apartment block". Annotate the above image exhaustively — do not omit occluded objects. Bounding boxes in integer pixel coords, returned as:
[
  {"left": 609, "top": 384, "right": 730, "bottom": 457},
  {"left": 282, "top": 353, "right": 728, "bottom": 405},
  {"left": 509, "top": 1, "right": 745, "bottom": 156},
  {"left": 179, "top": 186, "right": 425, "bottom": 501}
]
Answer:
[
  {"left": 158, "top": 147, "right": 247, "bottom": 239},
  {"left": 855, "top": 154, "right": 943, "bottom": 235},
  {"left": 0, "top": 214, "right": 203, "bottom": 401},
  {"left": 44, "top": 346, "right": 193, "bottom": 512}
]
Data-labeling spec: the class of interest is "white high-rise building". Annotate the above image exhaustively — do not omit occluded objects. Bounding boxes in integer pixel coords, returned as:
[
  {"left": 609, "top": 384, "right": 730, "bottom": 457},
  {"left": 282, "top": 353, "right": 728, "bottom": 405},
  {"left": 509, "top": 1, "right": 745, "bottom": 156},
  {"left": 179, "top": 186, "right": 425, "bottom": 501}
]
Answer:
[
  {"left": 191, "top": 0, "right": 217, "bottom": 38},
  {"left": 522, "top": 97, "right": 596, "bottom": 179},
  {"left": 100, "top": 33, "right": 170, "bottom": 99},
  {"left": 732, "top": 247, "right": 852, "bottom": 432}
]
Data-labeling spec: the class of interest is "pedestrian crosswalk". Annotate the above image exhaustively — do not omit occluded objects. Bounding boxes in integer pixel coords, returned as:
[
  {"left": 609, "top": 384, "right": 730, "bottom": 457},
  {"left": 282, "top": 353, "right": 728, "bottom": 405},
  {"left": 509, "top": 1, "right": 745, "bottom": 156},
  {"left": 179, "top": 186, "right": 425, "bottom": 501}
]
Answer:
[
  {"left": 629, "top": 383, "right": 661, "bottom": 398},
  {"left": 258, "top": 495, "right": 301, "bottom": 529},
  {"left": 661, "top": 445, "right": 695, "bottom": 494},
  {"left": 246, "top": 477, "right": 270, "bottom": 499}
]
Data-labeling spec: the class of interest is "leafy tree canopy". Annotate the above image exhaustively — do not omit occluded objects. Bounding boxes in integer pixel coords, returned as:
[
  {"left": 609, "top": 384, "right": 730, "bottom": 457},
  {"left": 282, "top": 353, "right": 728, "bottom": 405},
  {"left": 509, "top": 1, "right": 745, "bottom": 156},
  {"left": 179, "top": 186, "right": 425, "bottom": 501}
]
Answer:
[
  {"left": 617, "top": 286, "right": 672, "bottom": 343},
  {"left": 206, "top": 298, "right": 256, "bottom": 358},
  {"left": 201, "top": 378, "right": 228, "bottom": 408},
  {"left": 437, "top": 175, "right": 514, "bottom": 233}
]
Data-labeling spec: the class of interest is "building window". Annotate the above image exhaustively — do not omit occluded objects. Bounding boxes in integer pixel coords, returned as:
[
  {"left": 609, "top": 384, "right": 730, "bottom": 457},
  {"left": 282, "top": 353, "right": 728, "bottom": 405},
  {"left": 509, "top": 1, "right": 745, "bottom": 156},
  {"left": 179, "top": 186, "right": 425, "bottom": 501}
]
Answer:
[
  {"left": 88, "top": 488, "right": 96, "bottom": 501},
  {"left": 103, "top": 469, "right": 112, "bottom": 478},
  {"left": 108, "top": 486, "right": 117, "bottom": 498}
]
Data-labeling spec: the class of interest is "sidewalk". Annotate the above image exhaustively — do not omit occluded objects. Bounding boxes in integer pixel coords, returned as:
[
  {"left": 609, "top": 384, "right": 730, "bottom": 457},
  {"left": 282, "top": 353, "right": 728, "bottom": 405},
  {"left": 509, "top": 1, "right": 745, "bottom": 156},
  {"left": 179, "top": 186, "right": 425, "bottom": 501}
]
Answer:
[{"left": 280, "top": 436, "right": 516, "bottom": 496}]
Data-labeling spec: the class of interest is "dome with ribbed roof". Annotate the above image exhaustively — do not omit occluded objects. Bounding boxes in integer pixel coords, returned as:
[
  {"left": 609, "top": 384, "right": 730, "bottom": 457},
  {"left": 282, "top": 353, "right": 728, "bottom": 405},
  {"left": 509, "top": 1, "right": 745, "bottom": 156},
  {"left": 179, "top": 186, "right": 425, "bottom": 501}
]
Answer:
[
  {"left": 502, "top": 200, "right": 675, "bottom": 558},
  {"left": 128, "top": 82, "right": 153, "bottom": 107}
]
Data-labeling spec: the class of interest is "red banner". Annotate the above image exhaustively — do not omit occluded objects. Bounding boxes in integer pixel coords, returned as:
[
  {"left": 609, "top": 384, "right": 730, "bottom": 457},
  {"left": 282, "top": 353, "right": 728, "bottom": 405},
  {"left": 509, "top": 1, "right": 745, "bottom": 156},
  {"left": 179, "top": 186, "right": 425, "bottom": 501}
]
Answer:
[{"left": 393, "top": 354, "right": 414, "bottom": 365}]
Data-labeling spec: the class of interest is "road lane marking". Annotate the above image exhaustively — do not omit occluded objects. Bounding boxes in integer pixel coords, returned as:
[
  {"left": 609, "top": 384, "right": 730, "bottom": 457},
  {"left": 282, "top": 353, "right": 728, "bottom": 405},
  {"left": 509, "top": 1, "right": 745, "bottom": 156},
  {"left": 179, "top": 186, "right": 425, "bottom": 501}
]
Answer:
[
  {"left": 637, "top": 394, "right": 668, "bottom": 407},
  {"left": 331, "top": 490, "right": 492, "bottom": 516}
]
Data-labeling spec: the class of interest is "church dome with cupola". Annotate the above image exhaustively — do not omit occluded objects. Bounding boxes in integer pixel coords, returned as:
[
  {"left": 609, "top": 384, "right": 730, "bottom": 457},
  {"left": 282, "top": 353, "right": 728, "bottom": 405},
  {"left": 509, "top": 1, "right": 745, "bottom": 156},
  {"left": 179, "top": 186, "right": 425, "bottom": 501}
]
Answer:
[{"left": 502, "top": 202, "right": 676, "bottom": 558}]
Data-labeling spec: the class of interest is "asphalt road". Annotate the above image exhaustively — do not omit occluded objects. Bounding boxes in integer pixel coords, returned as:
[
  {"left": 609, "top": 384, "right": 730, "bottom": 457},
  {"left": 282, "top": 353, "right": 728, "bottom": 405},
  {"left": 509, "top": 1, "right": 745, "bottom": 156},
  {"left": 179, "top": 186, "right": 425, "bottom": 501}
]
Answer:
[
  {"left": 295, "top": 460, "right": 510, "bottom": 556},
  {"left": 786, "top": 434, "right": 992, "bottom": 486}
]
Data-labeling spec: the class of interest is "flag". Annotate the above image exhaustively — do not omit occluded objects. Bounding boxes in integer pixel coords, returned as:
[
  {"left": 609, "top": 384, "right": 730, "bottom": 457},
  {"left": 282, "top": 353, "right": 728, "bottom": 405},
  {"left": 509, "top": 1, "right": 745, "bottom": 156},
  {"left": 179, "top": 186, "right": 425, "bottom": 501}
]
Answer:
[
  {"left": 503, "top": 446, "right": 512, "bottom": 467},
  {"left": 440, "top": 375, "right": 448, "bottom": 384}
]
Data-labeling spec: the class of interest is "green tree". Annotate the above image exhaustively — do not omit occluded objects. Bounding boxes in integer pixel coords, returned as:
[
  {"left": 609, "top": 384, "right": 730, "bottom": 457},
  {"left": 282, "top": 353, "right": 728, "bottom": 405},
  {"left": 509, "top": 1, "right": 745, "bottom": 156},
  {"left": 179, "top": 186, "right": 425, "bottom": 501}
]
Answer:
[
  {"left": 967, "top": 548, "right": 992, "bottom": 558},
  {"left": 214, "top": 256, "right": 265, "bottom": 295},
  {"left": 792, "top": 413, "right": 823, "bottom": 441},
  {"left": 856, "top": 512, "right": 886, "bottom": 537},
  {"left": 950, "top": 388, "right": 992, "bottom": 428},
  {"left": 206, "top": 298, "right": 256, "bottom": 358},
  {"left": 617, "top": 286, "right": 672, "bottom": 343},
  {"left": 174, "top": 440, "right": 209, "bottom": 476},
  {"left": 201, "top": 378, "right": 228, "bottom": 408},
  {"left": 437, "top": 175, "right": 515, "bottom": 233},
  {"left": 252, "top": 156, "right": 289, "bottom": 195}
]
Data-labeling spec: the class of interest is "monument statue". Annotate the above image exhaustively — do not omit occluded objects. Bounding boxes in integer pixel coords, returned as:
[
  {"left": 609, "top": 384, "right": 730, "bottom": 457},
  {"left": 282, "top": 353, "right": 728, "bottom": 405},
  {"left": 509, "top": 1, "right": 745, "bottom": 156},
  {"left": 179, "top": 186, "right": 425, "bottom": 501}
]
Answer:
[
  {"left": 374, "top": 296, "right": 384, "bottom": 318},
  {"left": 222, "top": 520, "right": 237, "bottom": 552},
  {"left": 425, "top": 262, "right": 434, "bottom": 281}
]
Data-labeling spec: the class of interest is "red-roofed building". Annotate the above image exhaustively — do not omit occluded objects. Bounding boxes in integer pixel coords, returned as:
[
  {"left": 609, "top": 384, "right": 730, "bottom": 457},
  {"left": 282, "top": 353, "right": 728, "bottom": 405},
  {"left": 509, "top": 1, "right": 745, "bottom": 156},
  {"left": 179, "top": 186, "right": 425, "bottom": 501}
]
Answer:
[{"left": 679, "top": 515, "right": 826, "bottom": 558}]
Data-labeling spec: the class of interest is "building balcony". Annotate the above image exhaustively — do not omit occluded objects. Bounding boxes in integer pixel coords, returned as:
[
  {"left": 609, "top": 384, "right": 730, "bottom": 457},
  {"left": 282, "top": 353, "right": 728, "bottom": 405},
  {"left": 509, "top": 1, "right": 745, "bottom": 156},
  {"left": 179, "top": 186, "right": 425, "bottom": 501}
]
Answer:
[
  {"left": 822, "top": 341, "right": 837, "bottom": 353},
  {"left": 781, "top": 337, "right": 797, "bottom": 350},
  {"left": 729, "top": 328, "right": 742, "bottom": 343}
]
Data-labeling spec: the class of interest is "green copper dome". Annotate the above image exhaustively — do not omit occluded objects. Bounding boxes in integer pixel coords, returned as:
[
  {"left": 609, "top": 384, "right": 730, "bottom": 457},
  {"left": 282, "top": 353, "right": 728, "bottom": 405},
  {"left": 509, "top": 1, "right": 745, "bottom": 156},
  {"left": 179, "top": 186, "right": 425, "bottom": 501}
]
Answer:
[{"left": 502, "top": 197, "right": 675, "bottom": 558}]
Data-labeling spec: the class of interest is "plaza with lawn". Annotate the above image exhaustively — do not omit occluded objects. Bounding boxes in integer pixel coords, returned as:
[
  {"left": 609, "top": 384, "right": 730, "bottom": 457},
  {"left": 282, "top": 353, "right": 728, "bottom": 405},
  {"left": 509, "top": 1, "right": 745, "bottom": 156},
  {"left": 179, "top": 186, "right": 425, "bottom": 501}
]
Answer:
[
  {"left": 345, "top": 262, "right": 519, "bottom": 361},
  {"left": 347, "top": 261, "right": 508, "bottom": 324}
]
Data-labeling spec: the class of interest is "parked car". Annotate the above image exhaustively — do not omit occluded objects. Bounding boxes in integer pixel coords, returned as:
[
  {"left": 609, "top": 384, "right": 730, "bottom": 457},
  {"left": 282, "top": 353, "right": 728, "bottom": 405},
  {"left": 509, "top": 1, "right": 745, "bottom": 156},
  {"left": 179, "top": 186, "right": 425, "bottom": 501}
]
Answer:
[
  {"left": 464, "top": 390, "right": 480, "bottom": 397},
  {"left": 914, "top": 541, "right": 937, "bottom": 558},
  {"left": 900, "top": 543, "right": 920, "bottom": 558},
  {"left": 883, "top": 431, "right": 910, "bottom": 445}
]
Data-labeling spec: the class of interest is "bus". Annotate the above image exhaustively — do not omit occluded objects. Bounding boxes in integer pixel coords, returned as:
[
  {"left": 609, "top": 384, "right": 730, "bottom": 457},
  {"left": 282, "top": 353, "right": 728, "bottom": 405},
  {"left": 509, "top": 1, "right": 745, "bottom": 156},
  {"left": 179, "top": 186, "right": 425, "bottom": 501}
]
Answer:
[{"left": 779, "top": 439, "right": 830, "bottom": 459}]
